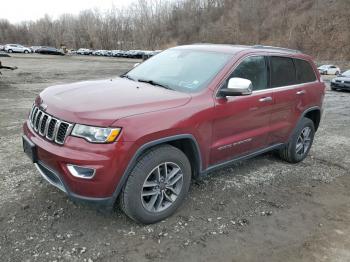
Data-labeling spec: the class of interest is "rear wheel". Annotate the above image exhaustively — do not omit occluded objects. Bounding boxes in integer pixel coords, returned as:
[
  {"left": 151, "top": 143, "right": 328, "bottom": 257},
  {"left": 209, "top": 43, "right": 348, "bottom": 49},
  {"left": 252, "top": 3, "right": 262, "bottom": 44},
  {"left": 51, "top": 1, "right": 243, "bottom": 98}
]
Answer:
[
  {"left": 119, "top": 145, "right": 191, "bottom": 224},
  {"left": 24, "top": 50, "right": 29, "bottom": 54},
  {"left": 335, "top": 71, "right": 340, "bottom": 75},
  {"left": 279, "top": 117, "right": 315, "bottom": 163}
]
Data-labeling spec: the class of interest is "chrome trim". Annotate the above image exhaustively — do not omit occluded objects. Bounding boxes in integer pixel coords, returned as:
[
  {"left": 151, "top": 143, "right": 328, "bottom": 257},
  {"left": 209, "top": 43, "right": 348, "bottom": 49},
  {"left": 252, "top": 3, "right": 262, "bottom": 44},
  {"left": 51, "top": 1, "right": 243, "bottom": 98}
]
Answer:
[
  {"left": 67, "top": 164, "right": 96, "bottom": 179},
  {"left": 35, "top": 163, "right": 67, "bottom": 193},
  {"left": 44, "top": 115, "right": 52, "bottom": 137},
  {"left": 33, "top": 110, "right": 40, "bottom": 131},
  {"left": 29, "top": 106, "right": 73, "bottom": 145},
  {"left": 38, "top": 113, "right": 45, "bottom": 135}
]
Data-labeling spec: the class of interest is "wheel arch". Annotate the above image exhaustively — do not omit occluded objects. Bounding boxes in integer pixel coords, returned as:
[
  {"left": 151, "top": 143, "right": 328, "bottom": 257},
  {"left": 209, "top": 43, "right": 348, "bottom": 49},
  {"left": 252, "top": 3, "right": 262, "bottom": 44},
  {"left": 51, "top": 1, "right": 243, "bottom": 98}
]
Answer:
[
  {"left": 111, "top": 134, "right": 203, "bottom": 204},
  {"left": 303, "top": 107, "right": 321, "bottom": 131}
]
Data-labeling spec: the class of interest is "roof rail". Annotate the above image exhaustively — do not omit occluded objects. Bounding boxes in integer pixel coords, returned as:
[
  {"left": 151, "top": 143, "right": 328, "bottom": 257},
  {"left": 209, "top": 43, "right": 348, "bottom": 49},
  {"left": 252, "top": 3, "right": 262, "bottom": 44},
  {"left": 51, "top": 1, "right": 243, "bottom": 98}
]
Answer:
[{"left": 252, "top": 45, "right": 302, "bottom": 53}]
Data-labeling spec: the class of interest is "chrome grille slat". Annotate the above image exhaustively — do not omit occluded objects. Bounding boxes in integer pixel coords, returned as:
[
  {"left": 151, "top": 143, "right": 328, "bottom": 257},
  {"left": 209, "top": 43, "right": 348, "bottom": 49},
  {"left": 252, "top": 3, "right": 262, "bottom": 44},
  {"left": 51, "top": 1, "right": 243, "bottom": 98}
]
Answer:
[{"left": 29, "top": 105, "right": 72, "bottom": 145}]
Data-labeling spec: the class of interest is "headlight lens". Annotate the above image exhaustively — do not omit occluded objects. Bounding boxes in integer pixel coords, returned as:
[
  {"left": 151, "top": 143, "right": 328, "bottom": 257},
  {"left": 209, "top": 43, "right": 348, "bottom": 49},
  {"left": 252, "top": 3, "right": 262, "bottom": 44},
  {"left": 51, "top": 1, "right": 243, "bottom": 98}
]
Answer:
[{"left": 72, "top": 124, "right": 121, "bottom": 143}]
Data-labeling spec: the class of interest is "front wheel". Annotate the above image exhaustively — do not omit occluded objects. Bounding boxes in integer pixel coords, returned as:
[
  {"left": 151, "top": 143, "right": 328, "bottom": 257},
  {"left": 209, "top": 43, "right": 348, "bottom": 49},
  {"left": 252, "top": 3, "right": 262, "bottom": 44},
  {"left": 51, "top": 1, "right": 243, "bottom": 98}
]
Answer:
[
  {"left": 119, "top": 145, "right": 191, "bottom": 224},
  {"left": 279, "top": 117, "right": 315, "bottom": 163},
  {"left": 8, "top": 49, "right": 13, "bottom": 53},
  {"left": 24, "top": 50, "right": 29, "bottom": 54}
]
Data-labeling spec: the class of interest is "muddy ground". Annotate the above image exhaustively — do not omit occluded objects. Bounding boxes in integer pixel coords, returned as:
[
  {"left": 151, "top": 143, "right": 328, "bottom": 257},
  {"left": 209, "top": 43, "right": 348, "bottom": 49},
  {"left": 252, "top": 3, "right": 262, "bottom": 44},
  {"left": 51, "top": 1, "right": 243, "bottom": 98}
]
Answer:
[{"left": 0, "top": 54, "right": 349, "bottom": 262}]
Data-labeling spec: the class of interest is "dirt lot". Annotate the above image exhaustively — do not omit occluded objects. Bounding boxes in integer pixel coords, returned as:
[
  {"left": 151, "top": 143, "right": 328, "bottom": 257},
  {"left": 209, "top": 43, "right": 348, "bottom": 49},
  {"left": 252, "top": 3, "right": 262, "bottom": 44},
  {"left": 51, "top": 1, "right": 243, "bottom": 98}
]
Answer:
[{"left": 0, "top": 54, "right": 349, "bottom": 262}]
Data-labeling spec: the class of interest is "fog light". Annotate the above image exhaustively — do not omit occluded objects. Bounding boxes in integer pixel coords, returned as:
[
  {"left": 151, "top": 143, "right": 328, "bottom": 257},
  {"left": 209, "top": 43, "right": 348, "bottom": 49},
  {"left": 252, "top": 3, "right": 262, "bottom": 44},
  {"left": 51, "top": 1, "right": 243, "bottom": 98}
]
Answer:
[{"left": 67, "top": 164, "right": 96, "bottom": 179}]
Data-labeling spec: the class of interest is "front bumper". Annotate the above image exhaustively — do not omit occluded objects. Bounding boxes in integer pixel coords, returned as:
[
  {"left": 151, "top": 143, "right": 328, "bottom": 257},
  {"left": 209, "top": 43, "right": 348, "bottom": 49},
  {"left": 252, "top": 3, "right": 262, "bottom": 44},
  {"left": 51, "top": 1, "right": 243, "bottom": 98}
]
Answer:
[{"left": 23, "top": 120, "right": 134, "bottom": 207}]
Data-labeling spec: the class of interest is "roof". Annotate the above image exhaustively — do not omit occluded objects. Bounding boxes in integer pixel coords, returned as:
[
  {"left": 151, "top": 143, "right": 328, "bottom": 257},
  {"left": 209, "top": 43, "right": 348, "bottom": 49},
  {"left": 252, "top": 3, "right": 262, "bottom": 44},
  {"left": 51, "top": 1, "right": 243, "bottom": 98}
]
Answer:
[{"left": 173, "top": 43, "right": 302, "bottom": 55}]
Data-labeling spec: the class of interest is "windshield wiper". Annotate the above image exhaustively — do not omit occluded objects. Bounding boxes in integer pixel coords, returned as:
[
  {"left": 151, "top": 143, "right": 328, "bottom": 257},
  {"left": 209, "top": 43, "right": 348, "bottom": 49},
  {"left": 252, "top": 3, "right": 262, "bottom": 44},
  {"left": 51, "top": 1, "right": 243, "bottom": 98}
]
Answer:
[
  {"left": 137, "top": 79, "right": 173, "bottom": 90},
  {"left": 120, "top": 74, "right": 136, "bottom": 81}
]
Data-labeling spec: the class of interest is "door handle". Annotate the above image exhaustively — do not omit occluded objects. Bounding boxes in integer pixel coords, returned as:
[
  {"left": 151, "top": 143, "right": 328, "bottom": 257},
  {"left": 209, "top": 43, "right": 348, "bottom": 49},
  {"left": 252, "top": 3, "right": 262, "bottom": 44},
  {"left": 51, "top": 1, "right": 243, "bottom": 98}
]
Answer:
[
  {"left": 259, "top": 96, "right": 272, "bottom": 102},
  {"left": 296, "top": 90, "right": 306, "bottom": 95}
]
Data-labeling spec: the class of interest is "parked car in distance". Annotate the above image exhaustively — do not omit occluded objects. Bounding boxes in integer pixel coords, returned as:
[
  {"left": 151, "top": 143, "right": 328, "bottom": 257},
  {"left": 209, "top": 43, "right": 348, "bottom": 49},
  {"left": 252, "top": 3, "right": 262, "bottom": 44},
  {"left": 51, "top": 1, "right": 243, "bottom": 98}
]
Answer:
[
  {"left": 23, "top": 44, "right": 325, "bottom": 224},
  {"left": 331, "top": 69, "right": 350, "bottom": 91},
  {"left": 36, "top": 47, "right": 64, "bottom": 55},
  {"left": 30, "top": 46, "right": 42, "bottom": 53},
  {"left": 318, "top": 64, "right": 341, "bottom": 75},
  {"left": 5, "top": 44, "right": 31, "bottom": 53},
  {"left": 77, "top": 48, "right": 92, "bottom": 55}
]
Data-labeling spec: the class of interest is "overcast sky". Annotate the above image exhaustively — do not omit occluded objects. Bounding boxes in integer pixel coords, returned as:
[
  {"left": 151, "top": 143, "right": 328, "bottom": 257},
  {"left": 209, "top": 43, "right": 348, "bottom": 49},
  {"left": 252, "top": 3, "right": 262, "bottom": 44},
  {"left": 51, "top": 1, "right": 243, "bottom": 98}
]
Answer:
[{"left": 0, "top": 0, "right": 136, "bottom": 23}]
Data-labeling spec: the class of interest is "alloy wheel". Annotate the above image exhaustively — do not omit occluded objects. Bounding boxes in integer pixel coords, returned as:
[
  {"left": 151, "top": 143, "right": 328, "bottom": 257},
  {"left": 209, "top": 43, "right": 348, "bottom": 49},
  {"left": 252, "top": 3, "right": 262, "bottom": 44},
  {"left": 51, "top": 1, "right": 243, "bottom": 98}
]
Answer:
[
  {"left": 141, "top": 162, "right": 183, "bottom": 213},
  {"left": 295, "top": 126, "right": 312, "bottom": 156}
]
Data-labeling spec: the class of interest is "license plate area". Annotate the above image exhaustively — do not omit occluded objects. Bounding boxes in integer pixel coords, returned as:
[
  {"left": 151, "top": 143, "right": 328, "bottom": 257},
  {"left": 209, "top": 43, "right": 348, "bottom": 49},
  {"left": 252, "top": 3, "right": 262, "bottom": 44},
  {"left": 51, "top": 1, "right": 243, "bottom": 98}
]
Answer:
[{"left": 22, "top": 136, "right": 37, "bottom": 163}]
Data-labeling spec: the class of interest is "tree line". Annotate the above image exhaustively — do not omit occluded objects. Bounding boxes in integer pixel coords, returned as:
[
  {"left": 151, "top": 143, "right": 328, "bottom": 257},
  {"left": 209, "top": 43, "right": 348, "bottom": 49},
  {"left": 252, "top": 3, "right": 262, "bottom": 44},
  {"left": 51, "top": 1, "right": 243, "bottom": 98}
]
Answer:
[{"left": 0, "top": 0, "right": 349, "bottom": 60}]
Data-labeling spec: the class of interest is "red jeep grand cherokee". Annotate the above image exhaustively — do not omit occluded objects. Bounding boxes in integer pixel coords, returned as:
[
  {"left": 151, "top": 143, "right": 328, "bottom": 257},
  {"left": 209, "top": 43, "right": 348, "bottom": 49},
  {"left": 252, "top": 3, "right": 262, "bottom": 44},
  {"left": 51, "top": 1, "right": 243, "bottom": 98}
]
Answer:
[{"left": 23, "top": 44, "right": 325, "bottom": 224}]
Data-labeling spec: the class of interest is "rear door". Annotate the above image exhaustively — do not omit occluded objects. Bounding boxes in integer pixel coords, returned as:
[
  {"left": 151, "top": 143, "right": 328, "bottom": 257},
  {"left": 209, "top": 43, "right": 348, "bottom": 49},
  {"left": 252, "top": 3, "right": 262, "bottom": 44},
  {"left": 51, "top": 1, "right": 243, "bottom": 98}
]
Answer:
[
  {"left": 210, "top": 56, "right": 273, "bottom": 165},
  {"left": 268, "top": 56, "right": 319, "bottom": 145},
  {"left": 268, "top": 56, "right": 298, "bottom": 144}
]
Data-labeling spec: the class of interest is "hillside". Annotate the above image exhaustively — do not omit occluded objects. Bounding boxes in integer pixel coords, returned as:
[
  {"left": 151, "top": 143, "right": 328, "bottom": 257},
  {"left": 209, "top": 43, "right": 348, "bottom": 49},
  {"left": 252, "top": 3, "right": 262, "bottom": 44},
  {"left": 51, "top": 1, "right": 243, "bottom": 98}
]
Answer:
[{"left": 0, "top": 0, "right": 349, "bottom": 60}]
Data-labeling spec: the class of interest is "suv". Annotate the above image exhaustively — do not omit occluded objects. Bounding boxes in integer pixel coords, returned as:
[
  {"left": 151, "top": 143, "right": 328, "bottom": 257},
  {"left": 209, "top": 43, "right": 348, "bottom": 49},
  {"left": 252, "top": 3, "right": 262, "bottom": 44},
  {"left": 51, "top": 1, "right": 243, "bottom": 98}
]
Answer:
[
  {"left": 22, "top": 44, "right": 325, "bottom": 224},
  {"left": 5, "top": 44, "right": 31, "bottom": 53}
]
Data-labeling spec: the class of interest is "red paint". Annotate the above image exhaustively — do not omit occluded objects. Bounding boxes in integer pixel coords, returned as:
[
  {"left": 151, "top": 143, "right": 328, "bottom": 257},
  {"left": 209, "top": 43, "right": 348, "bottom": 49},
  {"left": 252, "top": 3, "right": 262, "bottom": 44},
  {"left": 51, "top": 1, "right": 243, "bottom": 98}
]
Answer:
[{"left": 23, "top": 45, "right": 325, "bottom": 199}]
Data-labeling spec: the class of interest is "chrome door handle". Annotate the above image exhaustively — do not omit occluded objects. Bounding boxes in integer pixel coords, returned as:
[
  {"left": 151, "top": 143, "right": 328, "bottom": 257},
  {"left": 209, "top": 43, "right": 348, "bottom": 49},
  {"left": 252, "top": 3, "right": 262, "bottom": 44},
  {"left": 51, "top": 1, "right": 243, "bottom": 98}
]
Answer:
[
  {"left": 259, "top": 96, "right": 272, "bottom": 102},
  {"left": 296, "top": 90, "right": 306, "bottom": 95}
]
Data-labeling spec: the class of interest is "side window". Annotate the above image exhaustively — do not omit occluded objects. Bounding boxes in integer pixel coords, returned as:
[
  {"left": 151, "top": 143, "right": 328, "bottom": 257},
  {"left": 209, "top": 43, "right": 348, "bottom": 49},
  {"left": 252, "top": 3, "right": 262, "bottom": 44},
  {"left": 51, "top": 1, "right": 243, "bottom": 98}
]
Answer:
[
  {"left": 229, "top": 56, "right": 267, "bottom": 91},
  {"left": 270, "top": 56, "right": 296, "bottom": 88},
  {"left": 294, "top": 59, "right": 316, "bottom": 84}
]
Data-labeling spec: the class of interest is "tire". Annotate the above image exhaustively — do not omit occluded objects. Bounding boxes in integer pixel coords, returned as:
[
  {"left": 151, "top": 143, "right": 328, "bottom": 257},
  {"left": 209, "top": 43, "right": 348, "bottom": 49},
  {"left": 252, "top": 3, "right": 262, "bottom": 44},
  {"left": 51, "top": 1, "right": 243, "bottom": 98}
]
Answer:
[
  {"left": 331, "top": 87, "right": 337, "bottom": 91},
  {"left": 279, "top": 117, "right": 315, "bottom": 163},
  {"left": 24, "top": 50, "right": 29, "bottom": 54},
  {"left": 335, "top": 71, "right": 340, "bottom": 75},
  {"left": 8, "top": 49, "right": 13, "bottom": 53},
  {"left": 119, "top": 144, "right": 191, "bottom": 224}
]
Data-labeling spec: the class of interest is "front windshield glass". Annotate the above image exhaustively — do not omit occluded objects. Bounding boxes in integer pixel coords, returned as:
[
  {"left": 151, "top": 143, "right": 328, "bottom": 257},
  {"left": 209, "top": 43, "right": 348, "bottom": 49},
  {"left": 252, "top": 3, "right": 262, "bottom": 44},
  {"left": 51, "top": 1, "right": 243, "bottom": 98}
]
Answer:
[
  {"left": 126, "top": 49, "right": 232, "bottom": 93},
  {"left": 341, "top": 70, "right": 350, "bottom": 77}
]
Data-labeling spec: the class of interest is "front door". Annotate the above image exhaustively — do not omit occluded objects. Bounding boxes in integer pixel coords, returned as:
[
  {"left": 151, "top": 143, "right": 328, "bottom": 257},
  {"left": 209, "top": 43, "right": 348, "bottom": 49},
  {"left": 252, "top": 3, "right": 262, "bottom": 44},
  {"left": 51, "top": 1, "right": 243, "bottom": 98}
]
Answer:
[{"left": 210, "top": 56, "right": 273, "bottom": 166}]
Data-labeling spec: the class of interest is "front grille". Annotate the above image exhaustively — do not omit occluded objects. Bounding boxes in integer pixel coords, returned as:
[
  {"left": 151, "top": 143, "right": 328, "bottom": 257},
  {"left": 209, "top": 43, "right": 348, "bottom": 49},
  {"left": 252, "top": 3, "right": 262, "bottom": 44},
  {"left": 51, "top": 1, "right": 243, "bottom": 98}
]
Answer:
[{"left": 29, "top": 105, "right": 73, "bottom": 145}]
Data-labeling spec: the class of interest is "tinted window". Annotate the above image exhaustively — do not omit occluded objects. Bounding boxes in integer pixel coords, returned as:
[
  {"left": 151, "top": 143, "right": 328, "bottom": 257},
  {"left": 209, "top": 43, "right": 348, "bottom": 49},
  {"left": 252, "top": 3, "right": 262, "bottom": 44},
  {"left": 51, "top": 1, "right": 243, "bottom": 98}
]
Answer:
[
  {"left": 270, "top": 56, "right": 296, "bottom": 88},
  {"left": 294, "top": 59, "right": 316, "bottom": 83},
  {"left": 230, "top": 56, "right": 267, "bottom": 91}
]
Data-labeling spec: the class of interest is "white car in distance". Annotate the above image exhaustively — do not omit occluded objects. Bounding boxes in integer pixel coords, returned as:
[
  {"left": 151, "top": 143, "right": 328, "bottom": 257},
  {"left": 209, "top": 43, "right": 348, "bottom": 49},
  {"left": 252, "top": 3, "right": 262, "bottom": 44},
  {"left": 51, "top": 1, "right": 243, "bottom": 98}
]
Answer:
[
  {"left": 5, "top": 44, "right": 31, "bottom": 54},
  {"left": 318, "top": 65, "right": 341, "bottom": 75}
]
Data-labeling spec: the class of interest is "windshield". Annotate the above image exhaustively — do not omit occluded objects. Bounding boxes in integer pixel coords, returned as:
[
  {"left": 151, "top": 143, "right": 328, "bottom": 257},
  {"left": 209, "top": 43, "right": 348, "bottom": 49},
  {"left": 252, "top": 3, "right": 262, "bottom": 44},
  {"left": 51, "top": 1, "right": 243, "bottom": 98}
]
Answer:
[
  {"left": 341, "top": 70, "right": 350, "bottom": 77},
  {"left": 126, "top": 49, "right": 232, "bottom": 93}
]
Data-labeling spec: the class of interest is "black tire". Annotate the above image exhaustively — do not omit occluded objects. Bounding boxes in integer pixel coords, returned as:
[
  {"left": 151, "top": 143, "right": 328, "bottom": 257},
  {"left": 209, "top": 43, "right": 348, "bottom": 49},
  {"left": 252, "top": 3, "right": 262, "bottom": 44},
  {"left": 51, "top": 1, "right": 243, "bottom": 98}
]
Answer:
[
  {"left": 279, "top": 117, "right": 315, "bottom": 163},
  {"left": 8, "top": 49, "right": 13, "bottom": 53},
  {"left": 119, "top": 144, "right": 191, "bottom": 224},
  {"left": 331, "top": 87, "right": 337, "bottom": 91},
  {"left": 335, "top": 71, "right": 340, "bottom": 75},
  {"left": 24, "top": 50, "right": 29, "bottom": 54}
]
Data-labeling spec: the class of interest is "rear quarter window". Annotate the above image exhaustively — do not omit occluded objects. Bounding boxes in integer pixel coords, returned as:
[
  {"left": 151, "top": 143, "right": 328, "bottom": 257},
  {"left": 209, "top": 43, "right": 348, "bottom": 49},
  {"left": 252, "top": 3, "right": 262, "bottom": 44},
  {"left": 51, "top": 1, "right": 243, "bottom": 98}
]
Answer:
[
  {"left": 294, "top": 59, "right": 316, "bottom": 84},
  {"left": 270, "top": 56, "right": 296, "bottom": 88}
]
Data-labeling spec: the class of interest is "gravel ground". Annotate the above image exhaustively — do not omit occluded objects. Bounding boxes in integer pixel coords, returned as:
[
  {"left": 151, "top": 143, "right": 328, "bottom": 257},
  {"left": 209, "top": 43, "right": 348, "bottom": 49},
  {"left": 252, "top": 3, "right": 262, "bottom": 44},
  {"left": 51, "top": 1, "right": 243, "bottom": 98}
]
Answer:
[{"left": 0, "top": 54, "right": 349, "bottom": 262}]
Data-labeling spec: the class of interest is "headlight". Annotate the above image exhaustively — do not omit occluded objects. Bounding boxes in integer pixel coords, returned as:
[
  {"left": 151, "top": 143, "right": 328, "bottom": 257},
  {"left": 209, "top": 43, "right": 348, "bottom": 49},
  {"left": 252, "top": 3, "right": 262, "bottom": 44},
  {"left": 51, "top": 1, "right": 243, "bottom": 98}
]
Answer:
[{"left": 71, "top": 124, "right": 121, "bottom": 143}]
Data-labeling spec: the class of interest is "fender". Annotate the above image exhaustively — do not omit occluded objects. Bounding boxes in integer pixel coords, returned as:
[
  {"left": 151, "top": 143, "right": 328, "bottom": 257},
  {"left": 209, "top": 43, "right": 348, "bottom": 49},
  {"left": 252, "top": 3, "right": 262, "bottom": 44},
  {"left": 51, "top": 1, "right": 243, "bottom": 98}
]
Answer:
[
  {"left": 109, "top": 134, "right": 203, "bottom": 204},
  {"left": 288, "top": 106, "right": 321, "bottom": 143}
]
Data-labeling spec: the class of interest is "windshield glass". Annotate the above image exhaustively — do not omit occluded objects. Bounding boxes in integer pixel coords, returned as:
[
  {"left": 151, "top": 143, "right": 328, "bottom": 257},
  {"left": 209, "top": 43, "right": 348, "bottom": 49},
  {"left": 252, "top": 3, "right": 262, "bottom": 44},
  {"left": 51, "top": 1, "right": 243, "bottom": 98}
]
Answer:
[
  {"left": 126, "top": 49, "right": 232, "bottom": 93},
  {"left": 341, "top": 70, "right": 350, "bottom": 77}
]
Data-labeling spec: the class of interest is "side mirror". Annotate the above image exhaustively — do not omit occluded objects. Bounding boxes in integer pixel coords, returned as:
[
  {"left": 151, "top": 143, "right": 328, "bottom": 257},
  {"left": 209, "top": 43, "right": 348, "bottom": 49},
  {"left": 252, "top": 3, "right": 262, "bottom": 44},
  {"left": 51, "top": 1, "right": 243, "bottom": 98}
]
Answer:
[{"left": 219, "top": 77, "right": 253, "bottom": 97}]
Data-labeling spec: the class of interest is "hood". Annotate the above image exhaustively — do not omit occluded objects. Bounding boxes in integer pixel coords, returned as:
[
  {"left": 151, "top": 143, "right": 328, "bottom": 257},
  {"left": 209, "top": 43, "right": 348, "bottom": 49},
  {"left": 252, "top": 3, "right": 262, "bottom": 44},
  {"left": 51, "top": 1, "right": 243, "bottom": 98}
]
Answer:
[
  {"left": 39, "top": 78, "right": 191, "bottom": 126},
  {"left": 333, "top": 76, "right": 350, "bottom": 81}
]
